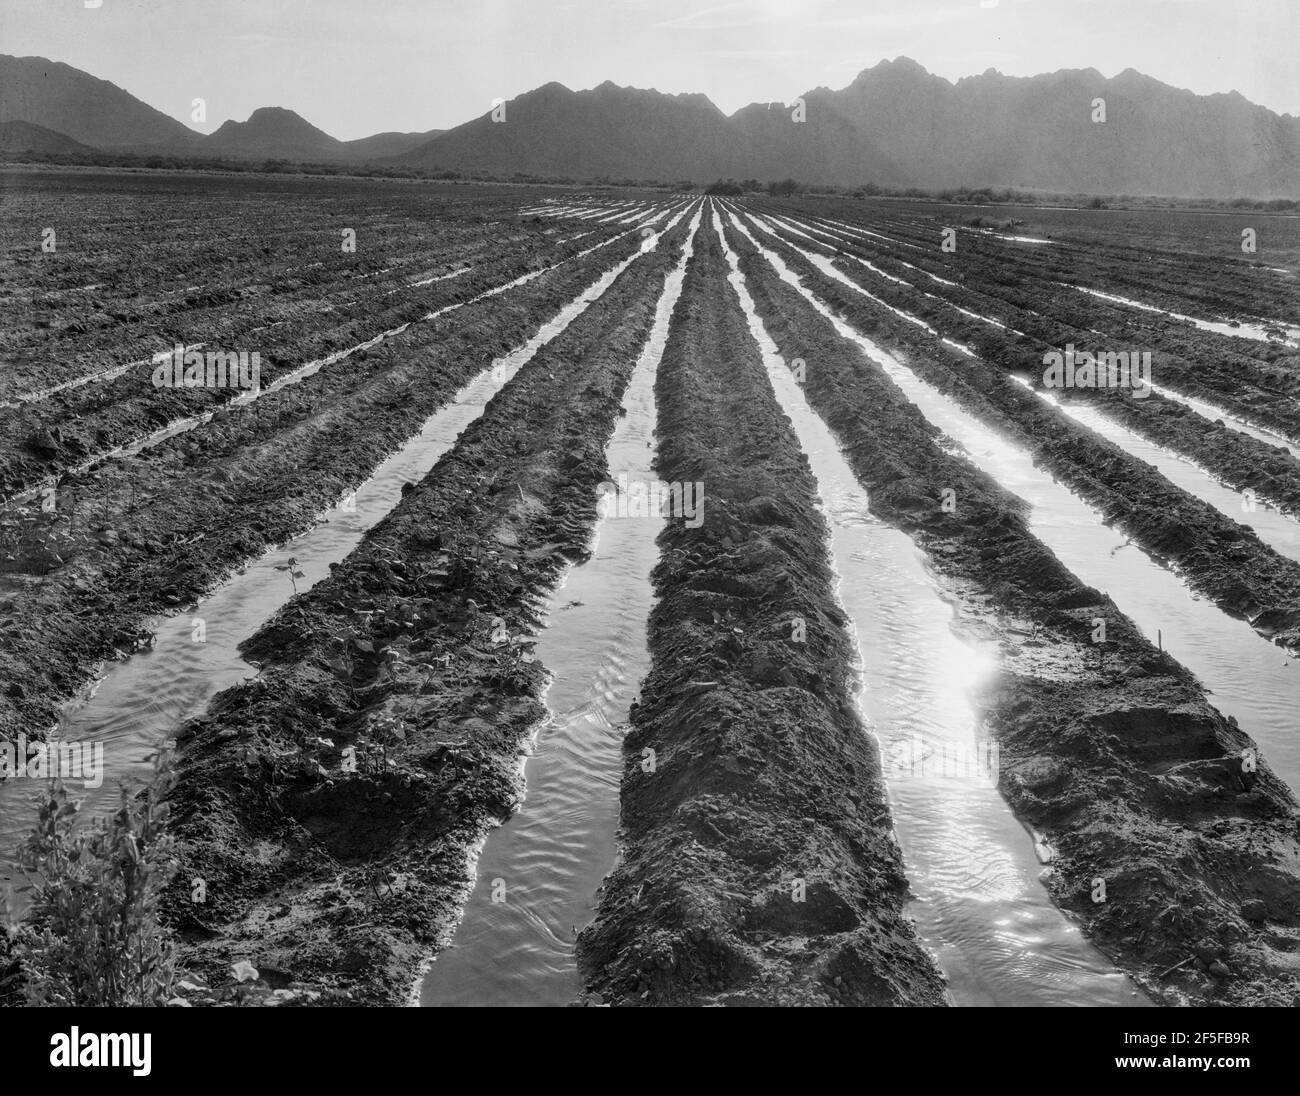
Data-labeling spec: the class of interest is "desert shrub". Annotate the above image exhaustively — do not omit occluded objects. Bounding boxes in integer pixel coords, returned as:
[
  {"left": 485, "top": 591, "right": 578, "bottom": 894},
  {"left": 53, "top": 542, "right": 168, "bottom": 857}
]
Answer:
[
  {"left": 0, "top": 895, "right": 24, "bottom": 1004},
  {"left": 17, "top": 749, "right": 179, "bottom": 1006}
]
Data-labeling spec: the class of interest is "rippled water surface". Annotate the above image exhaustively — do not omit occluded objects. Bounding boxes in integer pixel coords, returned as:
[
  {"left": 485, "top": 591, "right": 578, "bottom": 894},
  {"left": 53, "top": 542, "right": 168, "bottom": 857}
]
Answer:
[
  {"left": 720, "top": 208, "right": 1147, "bottom": 1007},
  {"left": 419, "top": 207, "right": 703, "bottom": 1006}
]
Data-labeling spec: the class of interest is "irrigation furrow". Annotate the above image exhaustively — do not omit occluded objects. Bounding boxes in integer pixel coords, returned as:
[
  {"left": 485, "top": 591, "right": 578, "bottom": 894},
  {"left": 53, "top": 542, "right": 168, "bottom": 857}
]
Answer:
[
  {"left": 1, "top": 228, "right": 644, "bottom": 503},
  {"left": 1022, "top": 384, "right": 1300, "bottom": 552},
  {"left": 3, "top": 223, "right": 556, "bottom": 384},
  {"left": 579, "top": 204, "right": 949, "bottom": 1008},
  {"left": 134, "top": 204, "right": 700, "bottom": 1004},
  {"left": 0, "top": 222, "right": 679, "bottom": 810},
  {"left": 726, "top": 210, "right": 1300, "bottom": 783},
  {"left": 1060, "top": 285, "right": 1300, "bottom": 351},
  {"left": 757, "top": 210, "right": 1300, "bottom": 519},
  {"left": 771, "top": 204, "right": 1298, "bottom": 344},
  {"left": 722, "top": 208, "right": 1300, "bottom": 1006},
  {"left": 731, "top": 209, "right": 1300, "bottom": 652},
  {"left": 1145, "top": 384, "right": 1300, "bottom": 457},
  {"left": 420, "top": 205, "right": 706, "bottom": 1007},
  {"left": 0, "top": 218, "right": 690, "bottom": 771},
  {"left": 855, "top": 209, "right": 1296, "bottom": 343},
  {"left": 714, "top": 209, "right": 1146, "bottom": 1006}
]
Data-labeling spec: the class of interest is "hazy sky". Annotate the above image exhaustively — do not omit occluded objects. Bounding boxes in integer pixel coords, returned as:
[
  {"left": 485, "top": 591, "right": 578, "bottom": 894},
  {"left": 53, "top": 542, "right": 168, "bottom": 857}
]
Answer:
[{"left": 3, "top": 0, "right": 1296, "bottom": 139}]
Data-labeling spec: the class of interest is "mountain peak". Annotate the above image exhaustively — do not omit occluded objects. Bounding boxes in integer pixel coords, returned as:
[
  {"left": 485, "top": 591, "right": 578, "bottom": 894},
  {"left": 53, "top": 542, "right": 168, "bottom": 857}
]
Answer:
[
  {"left": 245, "top": 106, "right": 303, "bottom": 121},
  {"left": 206, "top": 104, "right": 340, "bottom": 158},
  {"left": 0, "top": 52, "right": 200, "bottom": 148},
  {"left": 849, "top": 56, "right": 938, "bottom": 89},
  {"left": 218, "top": 106, "right": 327, "bottom": 132},
  {"left": 870, "top": 56, "right": 931, "bottom": 77},
  {"left": 526, "top": 81, "right": 573, "bottom": 98},
  {"left": 866, "top": 56, "right": 928, "bottom": 73}
]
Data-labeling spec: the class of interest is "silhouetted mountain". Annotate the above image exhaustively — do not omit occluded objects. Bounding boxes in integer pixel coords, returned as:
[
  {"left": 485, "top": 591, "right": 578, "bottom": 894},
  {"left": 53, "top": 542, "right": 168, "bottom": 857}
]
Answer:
[
  {"left": 405, "top": 58, "right": 1300, "bottom": 197},
  {"left": 0, "top": 55, "right": 437, "bottom": 164},
  {"left": 4, "top": 53, "right": 1298, "bottom": 196},
  {"left": 0, "top": 54, "right": 200, "bottom": 150},
  {"left": 0, "top": 119, "right": 96, "bottom": 155},
  {"left": 400, "top": 80, "right": 738, "bottom": 180},
  {"left": 824, "top": 58, "right": 1300, "bottom": 197},
  {"left": 342, "top": 129, "right": 445, "bottom": 160},
  {"left": 206, "top": 111, "right": 448, "bottom": 162},
  {"left": 205, "top": 106, "right": 345, "bottom": 161}
]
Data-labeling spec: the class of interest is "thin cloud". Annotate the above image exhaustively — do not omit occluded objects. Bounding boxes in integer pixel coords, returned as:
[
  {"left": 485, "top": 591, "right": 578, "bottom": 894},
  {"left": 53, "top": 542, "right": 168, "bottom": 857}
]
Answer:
[
  {"left": 812, "top": 6, "right": 982, "bottom": 32},
  {"left": 703, "top": 49, "right": 803, "bottom": 60},
  {"left": 656, "top": 3, "right": 776, "bottom": 30}
]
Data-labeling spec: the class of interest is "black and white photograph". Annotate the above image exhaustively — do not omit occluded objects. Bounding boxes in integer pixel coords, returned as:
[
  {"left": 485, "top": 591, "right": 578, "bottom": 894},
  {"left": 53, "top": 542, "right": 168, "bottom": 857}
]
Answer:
[{"left": 0, "top": 0, "right": 1297, "bottom": 1065}]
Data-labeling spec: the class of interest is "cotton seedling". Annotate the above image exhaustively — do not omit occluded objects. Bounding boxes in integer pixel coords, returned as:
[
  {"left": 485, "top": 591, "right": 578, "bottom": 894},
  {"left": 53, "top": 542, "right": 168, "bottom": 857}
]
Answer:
[{"left": 275, "top": 555, "right": 306, "bottom": 594}]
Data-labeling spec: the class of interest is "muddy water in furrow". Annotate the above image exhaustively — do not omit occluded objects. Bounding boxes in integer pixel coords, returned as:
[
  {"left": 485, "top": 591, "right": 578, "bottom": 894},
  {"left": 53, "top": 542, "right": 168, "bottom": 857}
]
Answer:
[
  {"left": 727, "top": 211, "right": 1300, "bottom": 804},
  {"left": 0, "top": 343, "right": 206, "bottom": 410},
  {"left": 1024, "top": 385, "right": 1300, "bottom": 559},
  {"left": 774, "top": 216, "right": 1299, "bottom": 461},
  {"left": 759, "top": 209, "right": 1300, "bottom": 456},
  {"left": 715, "top": 211, "right": 1145, "bottom": 1007},
  {"left": 767, "top": 212, "right": 1027, "bottom": 336},
  {"left": 418, "top": 208, "right": 704, "bottom": 1007},
  {"left": 1146, "top": 384, "right": 1300, "bottom": 456},
  {"left": 748, "top": 214, "right": 977, "bottom": 359},
  {"left": 1064, "top": 285, "right": 1300, "bottom": 349},
  {"left": 0, "top": 226, "right": 688, "bottom": 898},
  {"left": 6, "top": 234, "right": 642, "bottom": 509}
]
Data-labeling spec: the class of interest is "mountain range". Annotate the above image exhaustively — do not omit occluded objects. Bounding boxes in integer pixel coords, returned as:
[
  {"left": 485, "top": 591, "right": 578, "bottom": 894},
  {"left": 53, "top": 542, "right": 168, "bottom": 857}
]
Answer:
[
  {"left": 2, "top": 53, "right": 1297, "bottom": 197},
  {"left": 0, "top": 56, "right": 442, "bottom": 163}
]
